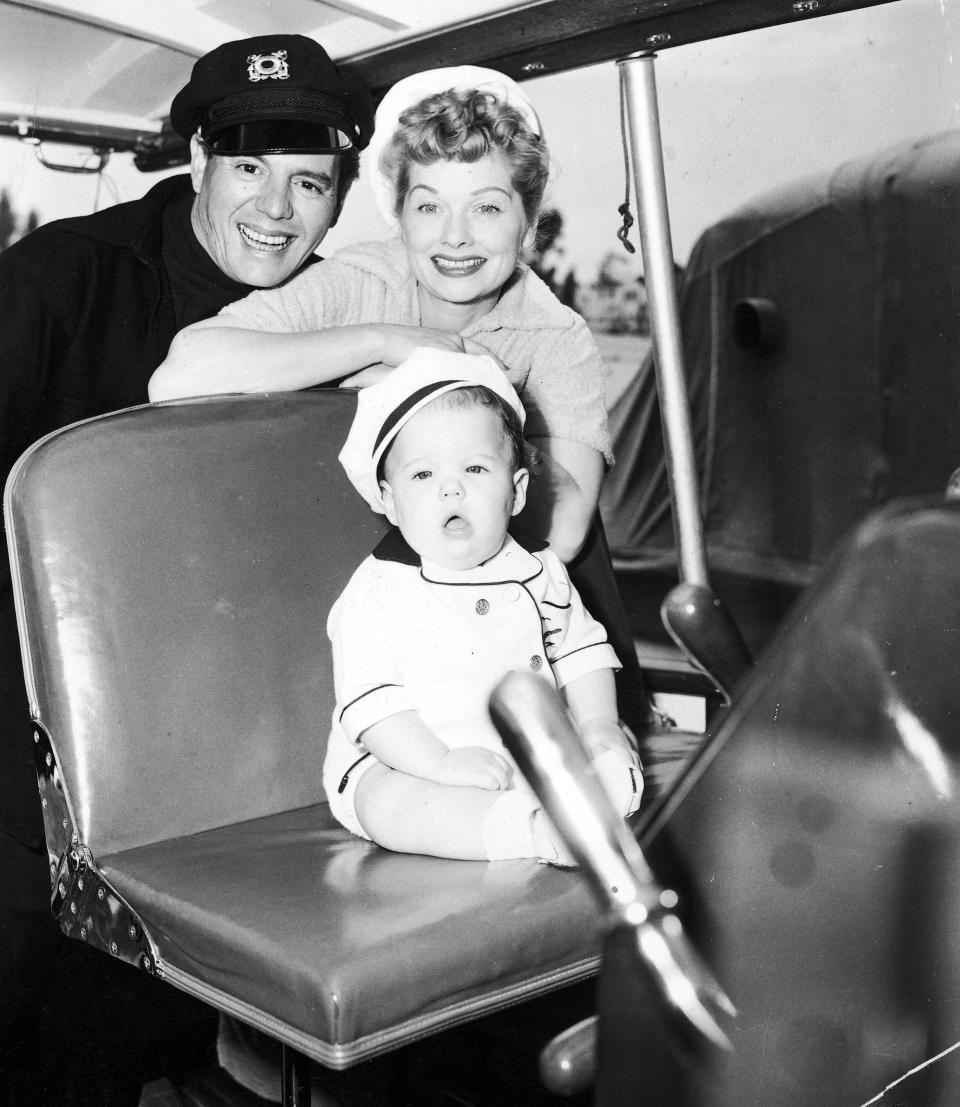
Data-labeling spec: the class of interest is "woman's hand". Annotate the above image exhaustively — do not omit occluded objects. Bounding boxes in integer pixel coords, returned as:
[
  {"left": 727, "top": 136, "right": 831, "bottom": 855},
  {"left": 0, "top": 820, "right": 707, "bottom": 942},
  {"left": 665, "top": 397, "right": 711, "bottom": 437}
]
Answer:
[
  {"left": 375, "top": 324, "right": 469, "bottom": 366},
  {"left": 338, "top": 335, "right": 499, "bottom": 390},
  {"left": 431, "top": 746, "right": 514, "bottom": 790}
]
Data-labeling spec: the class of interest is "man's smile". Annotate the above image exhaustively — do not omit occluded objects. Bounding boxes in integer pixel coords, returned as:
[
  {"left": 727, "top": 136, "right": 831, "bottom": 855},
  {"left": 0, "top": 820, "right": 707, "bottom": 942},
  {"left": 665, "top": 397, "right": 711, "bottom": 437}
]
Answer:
[{"left": 238, "top": 224, "right": 293, "bottom": 252}]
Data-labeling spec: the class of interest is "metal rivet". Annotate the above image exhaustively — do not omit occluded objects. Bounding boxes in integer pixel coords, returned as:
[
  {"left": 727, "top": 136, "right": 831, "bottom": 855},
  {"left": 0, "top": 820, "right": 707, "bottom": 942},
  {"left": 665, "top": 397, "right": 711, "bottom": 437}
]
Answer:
[
  {"left": 41, "top": 797, "right": 48, "bottom": 809},
  {"left": 110, "top": 941, "right": 118, "bottom": 955},
  {"left": 646, "top": 32, "right": 672, "bottom": 46},
  {"left": 521, "top": 61, "right": 546, "bottom": 72},
  {"left": 128, "top": 924, "right": 139, "bottom": 941},
  {"left": 50, "top": 862, "right": 57, "bottom": 875},
  {"left": 793, "top": 0, "right": 818, "bottom": 11},
  {"left": 78, "top": 877, "right": 84, "bottom": 891},
  {"left": 475, "top": 598, "right": 489, "bottom": 615},
  {"left": 530, "top": 655, "right": 543, "bottom": 671},
  {"left": 140, "top": 954, "right": 152, "bottom": 972},
  {"left": 58, "top": 882, "right": 66, "bottom": 896},
  {"left": 45, "top": 752, "right": 52, "bottom": 767},
  {"left": 61, "top": 818, "right": 68, "bottom": 830},
  {"left": 97, "top": 888, "right": 105, "bottom": 901},
  {"left": 79, "top": 927, "right": 87, "bottom": 941},
  {"left": 70, "top": 901, "right": 77, "bottom": 914},
  {"left": 34, "top": 731, "right": 40, "bottom": 744}
]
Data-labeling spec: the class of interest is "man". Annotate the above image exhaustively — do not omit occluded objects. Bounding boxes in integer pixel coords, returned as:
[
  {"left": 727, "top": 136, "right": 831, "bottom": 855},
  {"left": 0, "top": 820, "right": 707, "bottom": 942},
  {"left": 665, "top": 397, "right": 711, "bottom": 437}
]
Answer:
[{"left": 0, "top": 34, "right": 372, "bottom": 1103}]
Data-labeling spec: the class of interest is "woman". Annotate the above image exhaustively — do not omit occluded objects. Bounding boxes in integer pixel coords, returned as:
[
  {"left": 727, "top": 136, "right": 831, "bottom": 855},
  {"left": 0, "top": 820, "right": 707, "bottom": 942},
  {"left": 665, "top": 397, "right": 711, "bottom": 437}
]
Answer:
[{"left": 149, "top": 67, "right": 611, "bottom": 561}]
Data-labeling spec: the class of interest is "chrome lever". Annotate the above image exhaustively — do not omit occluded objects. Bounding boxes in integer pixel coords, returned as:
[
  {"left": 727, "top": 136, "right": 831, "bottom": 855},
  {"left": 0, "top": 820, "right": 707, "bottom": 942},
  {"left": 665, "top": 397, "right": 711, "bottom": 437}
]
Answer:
[{"left": 489, "top": 670, "right": 735, "bottom": 1051}]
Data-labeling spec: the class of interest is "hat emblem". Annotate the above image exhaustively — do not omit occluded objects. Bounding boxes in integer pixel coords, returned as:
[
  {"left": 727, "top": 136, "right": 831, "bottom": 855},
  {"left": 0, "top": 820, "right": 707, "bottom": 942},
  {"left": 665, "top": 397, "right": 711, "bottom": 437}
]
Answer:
[{"left": 246, "top": 50, "right": 289, "bottom": 82}]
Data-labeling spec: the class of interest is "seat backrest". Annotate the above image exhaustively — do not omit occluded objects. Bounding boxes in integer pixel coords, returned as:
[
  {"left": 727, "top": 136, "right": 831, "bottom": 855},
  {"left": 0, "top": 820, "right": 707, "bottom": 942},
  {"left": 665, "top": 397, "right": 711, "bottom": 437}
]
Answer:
[{"left": 5, "top": 393, "right": 388, "bottom": 857}]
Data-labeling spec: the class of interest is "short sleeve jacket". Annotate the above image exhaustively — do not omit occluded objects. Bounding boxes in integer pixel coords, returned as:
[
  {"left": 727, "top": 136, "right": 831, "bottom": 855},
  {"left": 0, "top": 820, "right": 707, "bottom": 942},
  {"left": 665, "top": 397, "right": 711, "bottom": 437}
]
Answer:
[{"left": 322, "top": 531, "right": 620, "bottom": 795}]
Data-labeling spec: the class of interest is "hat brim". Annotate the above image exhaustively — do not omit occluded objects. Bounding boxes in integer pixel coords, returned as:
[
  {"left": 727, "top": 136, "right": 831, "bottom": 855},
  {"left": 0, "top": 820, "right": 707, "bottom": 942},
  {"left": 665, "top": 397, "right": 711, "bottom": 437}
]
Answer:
[
  {"left": 200, "top": 87, "right": 360, "bottom": 150},
  {"left": 205, "top": 120, "right": 354, "bottom": 155}
]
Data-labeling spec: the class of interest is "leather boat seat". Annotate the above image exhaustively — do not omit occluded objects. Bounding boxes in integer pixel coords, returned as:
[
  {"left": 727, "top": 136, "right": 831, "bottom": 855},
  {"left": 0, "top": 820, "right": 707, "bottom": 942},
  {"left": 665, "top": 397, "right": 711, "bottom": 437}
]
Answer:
[{"left": 3, "top": 391, "right": 648, "bottom": 1069}]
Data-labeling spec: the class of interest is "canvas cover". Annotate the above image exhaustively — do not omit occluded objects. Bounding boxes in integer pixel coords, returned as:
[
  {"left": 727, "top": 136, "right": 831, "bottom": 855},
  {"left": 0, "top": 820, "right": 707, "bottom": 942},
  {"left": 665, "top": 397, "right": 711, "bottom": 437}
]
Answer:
[{"left": 601, "top": 129, "right": 960, "bottom": 586}]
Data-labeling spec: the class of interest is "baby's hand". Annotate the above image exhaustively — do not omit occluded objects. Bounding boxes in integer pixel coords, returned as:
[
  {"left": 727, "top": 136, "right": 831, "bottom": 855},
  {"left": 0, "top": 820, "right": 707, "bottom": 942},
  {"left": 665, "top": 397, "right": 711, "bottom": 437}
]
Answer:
[
  {"left": 580, "top": 720, "right": 643, "bottom": 818},
  {"left": 591, "top": 747, "right": 643, "bottom": 817},
  {"left": 433, "top": 746, "right": 513, "bottom": 790}
]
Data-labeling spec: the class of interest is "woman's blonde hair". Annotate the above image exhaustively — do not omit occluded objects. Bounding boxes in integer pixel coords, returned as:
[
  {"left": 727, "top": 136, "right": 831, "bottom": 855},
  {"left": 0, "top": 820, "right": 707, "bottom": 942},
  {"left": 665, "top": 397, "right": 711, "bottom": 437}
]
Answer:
[{"left": 380, "top": 88, "right": 549, "bottom": 226}]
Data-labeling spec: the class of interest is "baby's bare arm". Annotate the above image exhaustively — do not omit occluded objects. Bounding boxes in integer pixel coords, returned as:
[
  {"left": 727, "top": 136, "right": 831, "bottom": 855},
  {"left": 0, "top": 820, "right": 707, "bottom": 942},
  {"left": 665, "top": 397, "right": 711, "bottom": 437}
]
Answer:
[
  {"left": 562, "top": 670, "right": 633, "bottom": 754},
  {"left": 563, "top": 670, "right": 643, "bottom": 817},
  {"left": 360, "top": 711, "right": 512, "bottom": 790}
]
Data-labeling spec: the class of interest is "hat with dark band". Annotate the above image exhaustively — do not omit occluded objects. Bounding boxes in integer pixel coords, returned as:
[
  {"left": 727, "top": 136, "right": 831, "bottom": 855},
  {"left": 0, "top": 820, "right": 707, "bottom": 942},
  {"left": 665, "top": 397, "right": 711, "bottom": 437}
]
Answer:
[
  {"left": 170, "top": 34, "right": 374, "bottom": 154},
  {"left": 339, "top": 347, "right": 526, "bottom": 514}
]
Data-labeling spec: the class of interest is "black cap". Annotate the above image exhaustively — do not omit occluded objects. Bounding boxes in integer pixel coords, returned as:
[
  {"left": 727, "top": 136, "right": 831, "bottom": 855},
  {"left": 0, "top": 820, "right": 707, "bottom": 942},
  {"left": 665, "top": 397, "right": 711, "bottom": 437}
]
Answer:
[{"left": 170, "top": 34, "right": 374, "bottom": 154}]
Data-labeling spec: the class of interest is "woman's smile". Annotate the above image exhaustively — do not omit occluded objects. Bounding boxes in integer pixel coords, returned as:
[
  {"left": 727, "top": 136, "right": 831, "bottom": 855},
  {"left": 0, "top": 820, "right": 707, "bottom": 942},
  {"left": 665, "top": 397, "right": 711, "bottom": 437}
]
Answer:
[
  {"left": 430, "top": 254, "right": 487, "bottom": 276},
  {"left": 400, "top": 152, "right": 534, "bottom": 328}
]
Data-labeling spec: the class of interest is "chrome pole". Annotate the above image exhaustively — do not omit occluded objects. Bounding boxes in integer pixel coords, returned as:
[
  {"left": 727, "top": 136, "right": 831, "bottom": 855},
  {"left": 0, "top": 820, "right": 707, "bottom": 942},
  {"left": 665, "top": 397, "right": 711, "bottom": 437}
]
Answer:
[{"left": 617, "top": 52, "right": 708, "bottom": 587}]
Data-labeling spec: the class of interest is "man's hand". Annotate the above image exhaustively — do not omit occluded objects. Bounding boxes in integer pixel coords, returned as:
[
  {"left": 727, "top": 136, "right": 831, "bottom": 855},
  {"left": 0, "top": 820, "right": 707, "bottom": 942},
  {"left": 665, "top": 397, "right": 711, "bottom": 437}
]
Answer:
[{"left": 431, "top": 746, "right": 514, "bottom": 790}]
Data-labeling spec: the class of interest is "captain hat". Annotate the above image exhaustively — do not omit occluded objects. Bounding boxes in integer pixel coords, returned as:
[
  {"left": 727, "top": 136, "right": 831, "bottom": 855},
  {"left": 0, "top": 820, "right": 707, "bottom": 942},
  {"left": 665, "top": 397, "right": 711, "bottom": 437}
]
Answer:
[
  {"left": 339, "top": 347, "right": 526, "bottom": 513},
  {"left": 170, "top": 34, "right": 374, "bottom": 155}
]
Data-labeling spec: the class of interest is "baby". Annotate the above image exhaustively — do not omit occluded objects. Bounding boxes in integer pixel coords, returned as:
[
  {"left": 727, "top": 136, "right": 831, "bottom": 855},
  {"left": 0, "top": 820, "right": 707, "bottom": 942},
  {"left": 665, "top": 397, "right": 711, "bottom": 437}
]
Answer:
[{"left": 324, "top": 347, "right": 642, "bottom": 864}]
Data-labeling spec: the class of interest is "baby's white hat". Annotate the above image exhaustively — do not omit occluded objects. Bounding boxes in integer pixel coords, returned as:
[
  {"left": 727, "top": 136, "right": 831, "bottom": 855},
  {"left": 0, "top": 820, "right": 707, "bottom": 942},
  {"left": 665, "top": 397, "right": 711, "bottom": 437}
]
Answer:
[
  {"left": 367, "top": 65, "right": 543, "bottom": 230},
  {"left": 339, "top": 347, "right": 526, "bottom": 513}
]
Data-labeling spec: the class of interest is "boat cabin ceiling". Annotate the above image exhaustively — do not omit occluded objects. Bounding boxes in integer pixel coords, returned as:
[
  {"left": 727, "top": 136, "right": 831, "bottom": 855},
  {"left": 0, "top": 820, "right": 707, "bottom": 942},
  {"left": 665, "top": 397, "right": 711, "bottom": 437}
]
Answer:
[{"left": 1, "top": 0, "right": 902, "bottom": 166}]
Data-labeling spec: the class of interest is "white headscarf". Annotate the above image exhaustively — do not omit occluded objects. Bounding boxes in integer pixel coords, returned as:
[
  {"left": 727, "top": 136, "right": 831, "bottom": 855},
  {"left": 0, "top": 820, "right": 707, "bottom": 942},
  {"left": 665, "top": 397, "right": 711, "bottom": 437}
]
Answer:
[{"left": 366, "top": 65, "right": 542, "bottom": 231}]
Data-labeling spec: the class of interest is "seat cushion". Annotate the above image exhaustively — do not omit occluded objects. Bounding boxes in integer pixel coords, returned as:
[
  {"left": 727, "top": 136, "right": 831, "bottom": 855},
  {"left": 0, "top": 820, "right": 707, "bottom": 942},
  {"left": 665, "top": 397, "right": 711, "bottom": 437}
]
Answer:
[{"left": 102, "top": 803, "right": 600, "bottom": 1068}]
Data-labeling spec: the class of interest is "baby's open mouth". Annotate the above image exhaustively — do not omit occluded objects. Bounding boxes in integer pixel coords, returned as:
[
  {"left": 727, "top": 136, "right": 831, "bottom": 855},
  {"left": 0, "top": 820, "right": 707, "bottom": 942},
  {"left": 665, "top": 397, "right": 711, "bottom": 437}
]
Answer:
[
  {"left": 239, "top": 224, "right": 292, "bottom": 253},
  {"left": 444, "top": 514, "right": 468, "bottom": 532},
  {"left": 432, "top": 255, "right": 485, "bottom": 276}
]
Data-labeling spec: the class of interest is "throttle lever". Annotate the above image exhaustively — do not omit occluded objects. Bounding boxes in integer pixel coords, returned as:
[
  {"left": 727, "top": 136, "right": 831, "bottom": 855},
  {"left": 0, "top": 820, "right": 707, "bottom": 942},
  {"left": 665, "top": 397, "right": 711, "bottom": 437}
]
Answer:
[{"left": 489, "top": 671, "right": 735, "bottom": 1052}]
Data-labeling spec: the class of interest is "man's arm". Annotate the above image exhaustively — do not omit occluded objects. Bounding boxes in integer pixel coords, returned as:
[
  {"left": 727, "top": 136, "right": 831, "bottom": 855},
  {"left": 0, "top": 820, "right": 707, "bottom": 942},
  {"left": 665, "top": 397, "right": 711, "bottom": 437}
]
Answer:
[{"left": 150, "top": 320, "right": 467, "bottom": 400}]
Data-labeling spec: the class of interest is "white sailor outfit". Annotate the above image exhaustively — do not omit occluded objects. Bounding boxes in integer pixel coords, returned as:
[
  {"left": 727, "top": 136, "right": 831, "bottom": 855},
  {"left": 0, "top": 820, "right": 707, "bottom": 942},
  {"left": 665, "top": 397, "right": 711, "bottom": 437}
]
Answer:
[{"left": 323, "top": 529, "right": 621, "bottom": 837}]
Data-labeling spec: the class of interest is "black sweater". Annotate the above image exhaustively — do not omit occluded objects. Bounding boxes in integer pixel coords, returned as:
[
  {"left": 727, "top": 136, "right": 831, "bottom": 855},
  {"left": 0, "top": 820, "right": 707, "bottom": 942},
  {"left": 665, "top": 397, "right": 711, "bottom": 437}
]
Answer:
[{"left": 0, "top": 175, "right": 254, "bottom": 856}]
